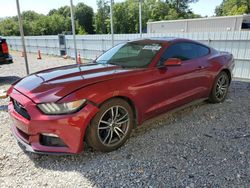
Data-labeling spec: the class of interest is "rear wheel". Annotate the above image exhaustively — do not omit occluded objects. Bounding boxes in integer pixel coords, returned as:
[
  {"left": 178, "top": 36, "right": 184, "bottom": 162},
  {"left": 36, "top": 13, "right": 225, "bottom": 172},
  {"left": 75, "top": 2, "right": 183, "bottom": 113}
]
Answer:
[
  {"left": 209, "top": 71, "right": 230, "bottom": 103},
  {"left": 86, "top": 98, "right": 133, "bottom": 152}
]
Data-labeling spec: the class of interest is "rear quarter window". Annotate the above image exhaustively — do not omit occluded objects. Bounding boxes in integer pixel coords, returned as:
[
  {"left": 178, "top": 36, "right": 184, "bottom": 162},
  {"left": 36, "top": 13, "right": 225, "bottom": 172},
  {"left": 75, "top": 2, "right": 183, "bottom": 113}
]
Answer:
[
  {"left": 195, "top": 43, "right": 210, "bottom": 57},
  {"left": 160, "top": 42, "right": 210, "bottom": 62}
]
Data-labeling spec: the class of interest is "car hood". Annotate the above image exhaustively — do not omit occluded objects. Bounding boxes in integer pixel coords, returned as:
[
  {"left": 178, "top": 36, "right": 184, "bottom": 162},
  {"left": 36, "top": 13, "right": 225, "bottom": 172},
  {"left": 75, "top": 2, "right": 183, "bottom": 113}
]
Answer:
[{"left": 13, "top": 63, "right": 136, "bottom": 103}]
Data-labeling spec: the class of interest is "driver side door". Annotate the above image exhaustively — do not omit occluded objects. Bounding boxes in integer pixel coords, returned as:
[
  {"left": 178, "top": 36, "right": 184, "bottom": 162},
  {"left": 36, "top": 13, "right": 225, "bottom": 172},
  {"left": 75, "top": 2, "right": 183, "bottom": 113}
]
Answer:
[{"left": 145, "top": 42, "right": 210, "bottom": 118}]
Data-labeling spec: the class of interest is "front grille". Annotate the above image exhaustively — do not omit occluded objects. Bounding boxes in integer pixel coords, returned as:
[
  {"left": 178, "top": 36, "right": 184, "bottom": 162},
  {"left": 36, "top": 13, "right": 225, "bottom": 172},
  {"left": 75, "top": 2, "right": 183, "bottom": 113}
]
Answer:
[{"left": 12, "top": 99, "right": 31, "bottom": 120}]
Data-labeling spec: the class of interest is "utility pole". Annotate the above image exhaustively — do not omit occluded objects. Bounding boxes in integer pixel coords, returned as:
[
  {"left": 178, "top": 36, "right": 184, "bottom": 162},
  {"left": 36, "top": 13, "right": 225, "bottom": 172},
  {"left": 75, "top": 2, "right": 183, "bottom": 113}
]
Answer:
[
  {"left": 70, "top": 0, "right": 78, "bottom": 64},
  {"left": 16, "top": 0, "right": 29, "bottom": 75},
  {"left": 139, "top": 0, "right": 142, "bottom": 38},
  {"left": 110, "top": 0, "right": 114, "bottom": 47}
]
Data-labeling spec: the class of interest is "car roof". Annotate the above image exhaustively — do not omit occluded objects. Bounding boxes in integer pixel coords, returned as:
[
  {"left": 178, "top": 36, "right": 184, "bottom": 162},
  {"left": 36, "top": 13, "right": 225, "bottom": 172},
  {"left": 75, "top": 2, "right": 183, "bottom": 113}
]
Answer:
[
  {"left": 130, "top": 37, "right": 196, "bottom": 44},
  {"left": 143, "top": 37, "right": 177, "bottom": 42},
  {"left": 129, "top": 37, "right": 210, "bottom": 48}
]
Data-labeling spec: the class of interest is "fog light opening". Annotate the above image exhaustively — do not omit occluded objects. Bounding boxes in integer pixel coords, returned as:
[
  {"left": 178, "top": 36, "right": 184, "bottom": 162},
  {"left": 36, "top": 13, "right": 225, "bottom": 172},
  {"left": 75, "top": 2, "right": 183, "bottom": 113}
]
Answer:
[{"left": 40, "top": 133, "right": 67, "bottom": 147}]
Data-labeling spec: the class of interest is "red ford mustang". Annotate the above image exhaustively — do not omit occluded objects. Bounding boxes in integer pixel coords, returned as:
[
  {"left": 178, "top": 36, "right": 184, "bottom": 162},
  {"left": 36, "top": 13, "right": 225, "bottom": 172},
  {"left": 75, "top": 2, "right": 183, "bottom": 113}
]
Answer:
[{"left": 8, "top": 38, "right": 235, "bottom": 154}]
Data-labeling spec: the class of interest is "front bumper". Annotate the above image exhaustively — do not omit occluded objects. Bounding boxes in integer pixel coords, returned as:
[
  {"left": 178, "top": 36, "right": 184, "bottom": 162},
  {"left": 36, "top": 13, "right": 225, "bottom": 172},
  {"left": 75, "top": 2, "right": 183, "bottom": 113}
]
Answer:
[{"left": 8, "top": 89, "right": 99, "bottom": 154}]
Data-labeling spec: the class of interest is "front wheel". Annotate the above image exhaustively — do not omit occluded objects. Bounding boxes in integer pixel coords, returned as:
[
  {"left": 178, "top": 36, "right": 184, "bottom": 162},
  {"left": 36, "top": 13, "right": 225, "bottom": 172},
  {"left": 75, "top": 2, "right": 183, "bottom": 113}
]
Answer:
[
  {"left": 209, "top": 71, "right": 230, "bottom": 103},
  {"left": 86, "top": 98, "right": 134, "bottom": 152}
]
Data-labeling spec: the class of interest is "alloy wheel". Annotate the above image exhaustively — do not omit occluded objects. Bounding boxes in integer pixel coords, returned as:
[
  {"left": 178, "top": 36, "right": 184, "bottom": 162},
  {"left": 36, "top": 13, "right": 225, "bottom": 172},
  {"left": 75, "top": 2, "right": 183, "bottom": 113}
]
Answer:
[
  {"left": 215, "top": 73, "right": 229, "bottom": 100},
  {"left": 97, "top": 106, "right": 130, "bottom": 147}
]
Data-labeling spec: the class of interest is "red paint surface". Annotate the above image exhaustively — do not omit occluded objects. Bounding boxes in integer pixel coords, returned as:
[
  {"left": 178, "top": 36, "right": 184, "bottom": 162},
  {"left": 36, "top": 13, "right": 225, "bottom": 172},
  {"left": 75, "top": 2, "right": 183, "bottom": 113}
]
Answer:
[{"left": 8, "top": 38, "right": 235, "bottom": 154}]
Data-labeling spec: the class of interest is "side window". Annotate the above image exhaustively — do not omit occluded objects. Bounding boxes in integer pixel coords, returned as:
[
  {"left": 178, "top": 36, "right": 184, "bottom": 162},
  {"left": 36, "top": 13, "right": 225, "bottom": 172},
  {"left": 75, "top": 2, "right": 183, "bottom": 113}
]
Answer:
[
  {"left": 160, "top": 43, "right": 190, "bottom": 61},
  {"left": 196, "top": 44, "right": 210, "bottom": 57},
  {"left": 159, "top": 42, "right": 209, "bottom": 64}
]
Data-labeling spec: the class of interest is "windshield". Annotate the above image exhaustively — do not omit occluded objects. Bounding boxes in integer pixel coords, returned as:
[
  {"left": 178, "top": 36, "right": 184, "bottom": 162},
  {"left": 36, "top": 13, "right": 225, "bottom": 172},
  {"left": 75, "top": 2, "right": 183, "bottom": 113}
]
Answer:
[{"left": 96, "top": 42, "right": 162, "bottom": 68}]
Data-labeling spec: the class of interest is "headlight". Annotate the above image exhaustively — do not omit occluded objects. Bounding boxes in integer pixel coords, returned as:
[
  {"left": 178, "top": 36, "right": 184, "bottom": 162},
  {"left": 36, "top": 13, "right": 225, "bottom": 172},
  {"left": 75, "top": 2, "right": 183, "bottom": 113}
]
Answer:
[{"left": 37, "top": 99, "right": 86, "bottom": 115}]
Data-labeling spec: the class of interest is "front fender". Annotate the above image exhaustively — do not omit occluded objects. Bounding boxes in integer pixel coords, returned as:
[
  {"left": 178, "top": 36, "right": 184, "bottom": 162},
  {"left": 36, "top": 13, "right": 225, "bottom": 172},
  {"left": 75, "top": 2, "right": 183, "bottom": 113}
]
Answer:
[{"left": 59, "top": 81, "right": 143, "bottom": 125}]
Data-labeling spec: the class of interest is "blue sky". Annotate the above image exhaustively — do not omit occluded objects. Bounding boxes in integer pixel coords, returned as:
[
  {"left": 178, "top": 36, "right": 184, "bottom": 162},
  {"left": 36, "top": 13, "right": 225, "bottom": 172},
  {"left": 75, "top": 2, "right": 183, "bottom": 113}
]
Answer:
[
  {"left": 0, "top": 0, "right": 223, "bottom": 18},
  {"left": 190, "top": 0, "right": 223, "bottom": 17}
]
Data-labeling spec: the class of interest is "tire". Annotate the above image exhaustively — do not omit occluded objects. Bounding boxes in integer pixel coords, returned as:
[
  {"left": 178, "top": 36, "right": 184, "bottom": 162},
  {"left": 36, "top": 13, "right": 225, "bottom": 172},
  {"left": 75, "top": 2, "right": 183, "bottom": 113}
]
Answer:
[
  {"left": 209, "top": 71, "right": 230, "bottom": 103},
  {"left": 86, "top": 98, "right": 134, "bottom": 152}
]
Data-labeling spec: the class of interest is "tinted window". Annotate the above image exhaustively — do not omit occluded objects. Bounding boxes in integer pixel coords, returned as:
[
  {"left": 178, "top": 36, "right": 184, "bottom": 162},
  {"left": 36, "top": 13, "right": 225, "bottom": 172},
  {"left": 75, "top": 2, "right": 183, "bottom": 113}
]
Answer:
[
  {"left": 96, "top": 42, "right": 162, "bottom": 68},
  {"left": 196, "top": 44, "right": 210, "bottom": 57},
  {"left": 160, "top": 42, "right": 209, "bottom": 63},
  {"left": 112, "top": 44, "right": 142, "bottom": 59}
]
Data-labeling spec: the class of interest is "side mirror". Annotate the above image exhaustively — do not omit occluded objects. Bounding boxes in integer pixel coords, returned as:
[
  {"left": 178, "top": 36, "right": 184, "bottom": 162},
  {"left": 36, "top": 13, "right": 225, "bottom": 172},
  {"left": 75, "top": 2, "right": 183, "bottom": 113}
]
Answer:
[{"left": 164, "top": 58, "right": 182, "bottom": 66}]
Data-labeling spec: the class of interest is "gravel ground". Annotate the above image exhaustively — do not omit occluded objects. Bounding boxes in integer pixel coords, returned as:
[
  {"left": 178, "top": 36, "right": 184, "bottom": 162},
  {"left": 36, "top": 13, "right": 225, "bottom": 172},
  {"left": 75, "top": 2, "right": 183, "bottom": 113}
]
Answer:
[{"left": 0, "top": 51, "right": 250, "bottom": 187}]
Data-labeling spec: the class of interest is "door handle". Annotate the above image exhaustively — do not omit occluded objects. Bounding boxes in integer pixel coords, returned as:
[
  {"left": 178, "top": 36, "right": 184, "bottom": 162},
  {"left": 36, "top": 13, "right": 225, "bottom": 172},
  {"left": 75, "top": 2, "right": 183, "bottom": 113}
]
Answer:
[{"left": 196, "top": 66, "right": 205, "bottom": 70}]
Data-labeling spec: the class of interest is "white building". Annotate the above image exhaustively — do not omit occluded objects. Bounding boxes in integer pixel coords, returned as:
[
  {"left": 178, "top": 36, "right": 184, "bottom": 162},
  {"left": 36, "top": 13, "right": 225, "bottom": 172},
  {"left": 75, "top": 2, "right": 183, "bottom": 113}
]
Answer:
[{"left": 147, "top": 14, "right": 250, "bottom": 33}]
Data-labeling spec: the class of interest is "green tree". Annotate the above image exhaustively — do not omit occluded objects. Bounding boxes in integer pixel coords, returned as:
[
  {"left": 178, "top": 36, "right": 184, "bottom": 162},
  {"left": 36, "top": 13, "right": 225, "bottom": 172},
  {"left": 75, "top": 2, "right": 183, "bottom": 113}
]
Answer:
[
  {"left": 48, "top": 6, "right": 71, "bottom": 18},
  {"left": 32, "top": 15, "right": 50, "bottom": 35},
  {"left": 110, "top": 0, "right": 200, "bottom": 34},
  {"left": 95, "top": 0, "right": 110, "bottom": 34},
  {"left": 113, "top": 2, "right": 130, "bottom": 33},
  {"left": 0, "top": 11, "right": 70, "bottom": 36},
  {"left": 0, "top": 0, "right": 200, "bottom": 36},
  {"left": 47, "top": 4, "right": 94, "bottom": 34},
  {"left": 215, "top": 0, "right": 250, "bottom": 16},
  {"left": 75, "top": 3, "right": 95, "bottom": 34},
  {"left": 22, "top": 11, "right": 41, "bottom": 21},
  {"left": 166, "top": 0, "right": 199, "bottom": 18},
  {"left": 0, "top": 17, "right": 19, "bottom": 36}
]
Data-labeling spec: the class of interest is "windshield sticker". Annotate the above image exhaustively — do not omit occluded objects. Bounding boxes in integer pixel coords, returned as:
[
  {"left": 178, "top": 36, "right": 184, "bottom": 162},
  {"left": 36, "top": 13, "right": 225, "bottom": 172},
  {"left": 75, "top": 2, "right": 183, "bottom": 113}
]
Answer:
[{"left": 143, "top": 44, "right": 161, "bottom": 51}]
